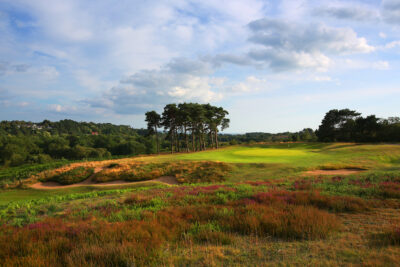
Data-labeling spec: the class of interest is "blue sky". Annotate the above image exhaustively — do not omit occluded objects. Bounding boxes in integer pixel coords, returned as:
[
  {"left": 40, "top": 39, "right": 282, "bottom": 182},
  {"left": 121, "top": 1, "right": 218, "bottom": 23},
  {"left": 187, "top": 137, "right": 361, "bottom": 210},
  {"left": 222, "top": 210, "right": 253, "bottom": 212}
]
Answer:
[{"left": 0, "top": 0, "right": 399, "bottom": 133}]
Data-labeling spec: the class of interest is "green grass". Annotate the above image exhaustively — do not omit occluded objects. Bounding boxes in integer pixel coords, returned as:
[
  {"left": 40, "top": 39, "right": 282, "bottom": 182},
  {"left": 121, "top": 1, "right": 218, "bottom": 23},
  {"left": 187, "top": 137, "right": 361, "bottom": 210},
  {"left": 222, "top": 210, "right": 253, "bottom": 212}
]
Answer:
[
  {"left": 0, "top": 143, "right": 400, "bottom": 266},
  {"left": 156, "top": 143, "right": 400, "bottom": 181},
  {"left": 172, "top": 143, "right": 400, "bottom": 167}
]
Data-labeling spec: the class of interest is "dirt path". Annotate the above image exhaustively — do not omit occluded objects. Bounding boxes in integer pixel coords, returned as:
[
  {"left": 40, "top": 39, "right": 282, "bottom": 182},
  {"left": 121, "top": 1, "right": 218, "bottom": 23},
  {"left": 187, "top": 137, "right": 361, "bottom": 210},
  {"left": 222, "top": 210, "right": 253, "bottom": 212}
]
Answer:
[
  {"left": 303, "top": 169, "right": 365, "bottom": 176},
  {"left": 30, "top": 176, "right": 179, "bottom": 190}
]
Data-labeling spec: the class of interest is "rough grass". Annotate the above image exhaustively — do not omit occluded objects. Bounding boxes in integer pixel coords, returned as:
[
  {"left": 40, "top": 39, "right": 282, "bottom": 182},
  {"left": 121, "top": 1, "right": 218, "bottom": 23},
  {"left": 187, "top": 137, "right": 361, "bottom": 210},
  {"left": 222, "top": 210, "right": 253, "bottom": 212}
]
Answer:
[
  {"left": 45, "top": 167, "right": 94, "bottom": 185},
  {"left": 0, "top": 187, "right": 344, "bottom": 266},
  {"left": 0, "top": 178, "right": 399, "bottom": 266},
  {"left": 1, "top": 143, "right": 400, "bottom": 266},
  {"left": 91, "top": 161, "right": 232, "bottom": 184},
  {"left": 370, "top": 225, "right": 400, "bottom": 246},
  {"left": 251, "top": 190, "right": 370, "bottom": 213}
]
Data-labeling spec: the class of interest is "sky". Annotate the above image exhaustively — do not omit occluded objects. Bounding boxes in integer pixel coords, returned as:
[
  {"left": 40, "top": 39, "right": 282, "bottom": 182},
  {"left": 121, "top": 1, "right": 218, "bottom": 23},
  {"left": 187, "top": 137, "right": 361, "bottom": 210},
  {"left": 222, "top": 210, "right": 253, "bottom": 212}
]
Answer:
[{"left": 0, "top": 0, "right": 400, "bottom": 133}]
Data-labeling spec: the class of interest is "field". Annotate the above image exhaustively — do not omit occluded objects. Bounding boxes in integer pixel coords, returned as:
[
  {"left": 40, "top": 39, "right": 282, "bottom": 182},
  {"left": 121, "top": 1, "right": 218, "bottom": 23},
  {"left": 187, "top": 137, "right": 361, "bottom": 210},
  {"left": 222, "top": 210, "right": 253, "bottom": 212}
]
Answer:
[{"left": 1, "top": 143, "right": 400, "bottom": 266}]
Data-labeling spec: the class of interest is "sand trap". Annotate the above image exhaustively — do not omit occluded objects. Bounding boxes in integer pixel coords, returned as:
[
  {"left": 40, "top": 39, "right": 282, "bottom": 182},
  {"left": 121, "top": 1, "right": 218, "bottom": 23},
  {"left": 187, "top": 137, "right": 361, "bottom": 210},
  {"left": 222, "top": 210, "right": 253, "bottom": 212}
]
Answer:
[
  {"left": 303, "top": 169, "right": 365, "bottom": 176},
  {"left": 30, "top": 176, "right": 178, "bottom": 190}
]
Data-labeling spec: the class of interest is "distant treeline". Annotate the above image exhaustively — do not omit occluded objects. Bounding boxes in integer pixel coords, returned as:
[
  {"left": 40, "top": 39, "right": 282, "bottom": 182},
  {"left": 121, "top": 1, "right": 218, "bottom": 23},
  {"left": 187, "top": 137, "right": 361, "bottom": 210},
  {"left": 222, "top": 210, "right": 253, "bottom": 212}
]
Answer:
[
  {"left": 0, "top": 119, "right": 154, "bottom": 167},
  {"left": 1, "top": 107, "right": 398, "bottom": 167},
  {"left": 218, "top": 129, "right": 318, "bottom": 144},
  {"left": 316, "top": 109, "right": 400, "bottom": 142}
]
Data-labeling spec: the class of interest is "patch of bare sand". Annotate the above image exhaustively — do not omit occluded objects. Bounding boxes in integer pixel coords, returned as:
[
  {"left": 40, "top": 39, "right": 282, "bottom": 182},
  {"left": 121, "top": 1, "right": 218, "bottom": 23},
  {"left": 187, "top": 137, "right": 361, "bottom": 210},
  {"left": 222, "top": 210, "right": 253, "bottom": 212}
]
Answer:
[
  {"left": 30, "top": 176, "right": 178, "bottom": 190},
  {"left": 303, "top": 169, "right": 365, "bottom": 176}
]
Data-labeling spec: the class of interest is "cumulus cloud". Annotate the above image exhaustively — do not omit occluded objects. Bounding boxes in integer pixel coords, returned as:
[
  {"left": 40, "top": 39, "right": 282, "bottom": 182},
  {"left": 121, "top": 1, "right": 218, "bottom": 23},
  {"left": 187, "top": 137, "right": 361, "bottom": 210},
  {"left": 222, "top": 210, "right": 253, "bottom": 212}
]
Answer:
[
  {"left": 85, "top": 57, "right": 223, "bottom": 114},
  {"left": 382, "top": 0, "right": 400, "bottom": 24},
  {"left": 0, "top": 62, "right": 31, "bottom": 75},
  {"left": 215, "top": 18, "right": 374, "bottom": 72},
  {"left": 313, "top": 1, "right": 400, "bottom": 26},
  {"left": 230, "top": 76, "right": 268, "bottom": 93},
  {"left": 313, "top": 5, "right": 379, "bottom": 21},
  {"left": 248, "top": 19, "right": 374, "bottom": 54},
  {"left": 248, "top": 49, "right": 331, "bottom": 72}
]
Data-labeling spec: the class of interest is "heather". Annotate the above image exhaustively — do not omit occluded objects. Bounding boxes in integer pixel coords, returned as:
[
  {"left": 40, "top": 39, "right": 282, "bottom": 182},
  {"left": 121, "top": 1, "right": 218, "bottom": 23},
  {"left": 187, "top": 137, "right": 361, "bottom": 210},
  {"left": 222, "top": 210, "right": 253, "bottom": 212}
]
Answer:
[{"left": 1, "top": 142, "right": 400, "bottom": 266}]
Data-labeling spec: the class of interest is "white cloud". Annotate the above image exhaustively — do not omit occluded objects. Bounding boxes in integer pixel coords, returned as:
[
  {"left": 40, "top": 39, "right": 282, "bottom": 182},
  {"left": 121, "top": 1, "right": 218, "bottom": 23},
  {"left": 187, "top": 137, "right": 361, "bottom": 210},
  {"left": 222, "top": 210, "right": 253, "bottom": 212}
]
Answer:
[
  {"left": 85, "top": 57, "right": 223, "bottom": 114},
  {"left": 336, "top": 59, "right": 390, "bottom": 70},
  {"left": 313, "top": 4, "right": 379, "bottom": 21},
  {"left": 383, "top": 41, "right": 400, "bottom": 49},
  {"left": 214, "top": 18, "right": 374, "bottom": 72},
  {"left": 248, "top": 19, "right": 375, "bottom": 54},
  {"left": 231, "top": 76, "right": 268, "bottom": 93},
  {"left": 74, "top": 70, "right": 115, "bottom": 92}
]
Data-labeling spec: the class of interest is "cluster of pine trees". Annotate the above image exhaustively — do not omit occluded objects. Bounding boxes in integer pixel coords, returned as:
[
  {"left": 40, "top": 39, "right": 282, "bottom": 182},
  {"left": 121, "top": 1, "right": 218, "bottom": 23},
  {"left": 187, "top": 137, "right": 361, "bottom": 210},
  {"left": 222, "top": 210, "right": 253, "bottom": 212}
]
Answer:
[
  {"left": 146, "top": 103, "right": 230, "bottom": 153},
  {"left": 316, "top": 109, "right": 400, "bottom": 142}
]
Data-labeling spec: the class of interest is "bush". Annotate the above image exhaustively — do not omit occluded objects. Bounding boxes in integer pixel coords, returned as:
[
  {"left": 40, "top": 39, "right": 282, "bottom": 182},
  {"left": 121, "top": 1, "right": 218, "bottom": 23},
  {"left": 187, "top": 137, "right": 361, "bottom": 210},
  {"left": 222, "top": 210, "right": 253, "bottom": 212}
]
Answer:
[
  {"left": 370, "top": 225, "right": 400, "bottom": 246},
  {"left": 188, "top": 222, "right": 232, "bottom": 245},
  {"left": 379, "top": 182, "right": 400, "bottom": 199},
  {"left": 91, "top": 161, "right": 232, "bottom": 184},
  {"left": 251, "top": 190, "right": 370, "bottom": 213},
  {"left": 222, "top": 204, "right": 340, "bottom": 240},
  {"left": 170, "top": 161, "right": 232, "bottom": 183},
  {"left": 47, "top": 167, "right": 94, "bottom": 185}
]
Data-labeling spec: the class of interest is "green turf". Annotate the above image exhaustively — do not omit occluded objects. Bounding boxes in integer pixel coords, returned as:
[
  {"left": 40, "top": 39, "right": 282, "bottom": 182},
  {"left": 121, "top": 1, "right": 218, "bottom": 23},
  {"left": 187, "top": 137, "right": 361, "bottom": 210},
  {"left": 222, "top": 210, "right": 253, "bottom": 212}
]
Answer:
[
  {"left": 1, "top": 143, "right": 400, "bottom": 203},
  {"left": 170, "top": 143, "right": 400, "bottom": 168}
]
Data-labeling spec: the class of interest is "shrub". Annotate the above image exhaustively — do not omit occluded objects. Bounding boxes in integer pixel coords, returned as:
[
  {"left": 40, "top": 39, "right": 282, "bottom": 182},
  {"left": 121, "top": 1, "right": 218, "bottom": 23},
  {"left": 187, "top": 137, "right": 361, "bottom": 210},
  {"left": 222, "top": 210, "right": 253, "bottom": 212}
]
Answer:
[
  {"left": 221, "top": 204, "right": 340, "bottom": 240},
  {"left": 170, "top": 161, "right": 232, "bottom": 183},
  {"left": 379, "top": 182, "right": 400, "bottom": 199},
  {"left": 46, "top": 167, "right": 94, "bottom": 185},
  {"left": 106, "top": 163, "right": 121, "bottom": 169},
  {"left": 0, "top": 217, "right": 182, "bottom": 266},
  {"left": 188, "top": 222, "right": 232, "bottom": 245},
  {"left": 370, "top": 225, "right": 400, "bottom": 246},
  {"left": 251, "top": 190, "right": 369, "bottom": 213},
  {"left": 91, "top": 161, "right": 232, "bottom": 184}
]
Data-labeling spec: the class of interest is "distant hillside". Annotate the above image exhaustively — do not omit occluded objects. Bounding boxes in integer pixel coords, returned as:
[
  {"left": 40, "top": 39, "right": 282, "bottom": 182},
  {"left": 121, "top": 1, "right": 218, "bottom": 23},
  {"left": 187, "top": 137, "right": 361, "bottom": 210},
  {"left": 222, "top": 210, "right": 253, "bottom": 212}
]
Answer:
[{"left": 0, "top": 119, "right": 146, "bottom": 136}]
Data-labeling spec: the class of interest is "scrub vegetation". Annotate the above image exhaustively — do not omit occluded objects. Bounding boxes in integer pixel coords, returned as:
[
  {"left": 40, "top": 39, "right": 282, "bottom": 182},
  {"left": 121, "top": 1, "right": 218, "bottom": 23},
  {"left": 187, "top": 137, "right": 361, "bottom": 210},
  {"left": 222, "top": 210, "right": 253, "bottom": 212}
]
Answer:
[
  {"left": 0, "top": 142, "right": 400, "bottom": 266},
  {"left": 1, "top": 107, "right": 400, "bottom": 266}
]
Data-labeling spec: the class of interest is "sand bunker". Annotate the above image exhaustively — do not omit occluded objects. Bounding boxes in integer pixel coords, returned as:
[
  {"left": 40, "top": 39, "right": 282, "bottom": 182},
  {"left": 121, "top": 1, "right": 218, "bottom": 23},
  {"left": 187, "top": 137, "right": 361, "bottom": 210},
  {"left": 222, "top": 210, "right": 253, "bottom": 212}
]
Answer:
[
  {"left": 303, "top": 169, "right": 365, "bottom": 176},
  {"left": 30, "top": 176, "right": 178, "bottom": 190}
]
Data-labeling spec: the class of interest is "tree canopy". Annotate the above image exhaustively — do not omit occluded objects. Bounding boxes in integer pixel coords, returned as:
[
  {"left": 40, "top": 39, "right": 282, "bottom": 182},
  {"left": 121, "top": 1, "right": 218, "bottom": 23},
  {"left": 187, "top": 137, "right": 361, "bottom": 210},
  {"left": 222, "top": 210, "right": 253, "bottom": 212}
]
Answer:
[
  {"left": 316, "top": 109, "right": 400, "bottom": 142},
  {"left": 146, "top": 103, "right": 230, "bottom": 153}
]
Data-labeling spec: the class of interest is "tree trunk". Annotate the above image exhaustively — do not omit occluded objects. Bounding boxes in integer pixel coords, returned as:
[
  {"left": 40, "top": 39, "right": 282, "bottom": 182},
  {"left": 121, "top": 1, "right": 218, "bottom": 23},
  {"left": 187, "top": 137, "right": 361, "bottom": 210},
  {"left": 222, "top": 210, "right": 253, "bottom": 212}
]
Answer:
[
  {"left": 155, "top": 126, "right": 159, "bottom": 154},
  {"left": 184, "top": 125, "right": 189, "bottom": 152},
  {"left": 170, "top": 131, "right": 174, "bottom": 154},
  {"left": 192, "top": 131, "right": 195, "bottom": 151},
  {"left": 210, "top": 131, "right": 214, "bottom": 149},
  {"left": 198, "top": 134, "right": 202, "bottom": 151},
  {"left": 175, "top": 129, "right": 180, "bottom": 152},
  {"left": 201, "top": 132, "right": 206, "bottom": 150},
  {"left": 215, "top": 130, "right": 219, "bottom": 149}
]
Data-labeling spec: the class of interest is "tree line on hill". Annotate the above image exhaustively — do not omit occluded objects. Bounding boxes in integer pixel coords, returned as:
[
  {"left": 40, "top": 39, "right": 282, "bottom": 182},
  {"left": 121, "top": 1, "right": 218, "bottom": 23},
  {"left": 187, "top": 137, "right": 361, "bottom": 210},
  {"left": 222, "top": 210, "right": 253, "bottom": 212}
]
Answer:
[
  {"left": 316, "top": 109, "right": 400, "bottom": 142},
  {"left": 1, "top": 107, "right": 399, "bottom": 168},
  {"left": 0, "top": 119, "right": 154, "bottom": 167}
]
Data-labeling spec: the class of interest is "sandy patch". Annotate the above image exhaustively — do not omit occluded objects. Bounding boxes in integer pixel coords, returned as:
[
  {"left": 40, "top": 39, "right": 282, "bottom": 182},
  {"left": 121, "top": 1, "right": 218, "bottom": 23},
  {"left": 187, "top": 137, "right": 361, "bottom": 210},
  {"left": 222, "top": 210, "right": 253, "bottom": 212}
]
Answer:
[
  {"left": 303, "top": 169, "right": 365, "bottom": 176},
  {"left": 30, "top": 176, "right": 178, "bottom": 190}
]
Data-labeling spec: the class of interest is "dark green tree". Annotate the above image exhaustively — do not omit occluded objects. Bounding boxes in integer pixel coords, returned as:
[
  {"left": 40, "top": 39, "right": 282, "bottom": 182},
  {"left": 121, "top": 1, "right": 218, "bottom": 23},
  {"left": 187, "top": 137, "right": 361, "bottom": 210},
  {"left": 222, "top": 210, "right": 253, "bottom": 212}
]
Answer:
[{"left": 145, "top": 111, "right": 161, "bottom": 153}]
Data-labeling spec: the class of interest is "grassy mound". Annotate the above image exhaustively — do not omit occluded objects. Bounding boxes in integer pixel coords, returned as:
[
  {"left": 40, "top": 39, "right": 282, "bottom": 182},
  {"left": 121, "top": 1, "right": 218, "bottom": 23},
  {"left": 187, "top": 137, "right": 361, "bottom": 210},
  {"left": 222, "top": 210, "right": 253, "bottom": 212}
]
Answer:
[
  {"left": 91, "top": 161, "right": 232, "bottom": 184},
  {"left": 45, "top": 167, "right": 94, "bottom": 185}
]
